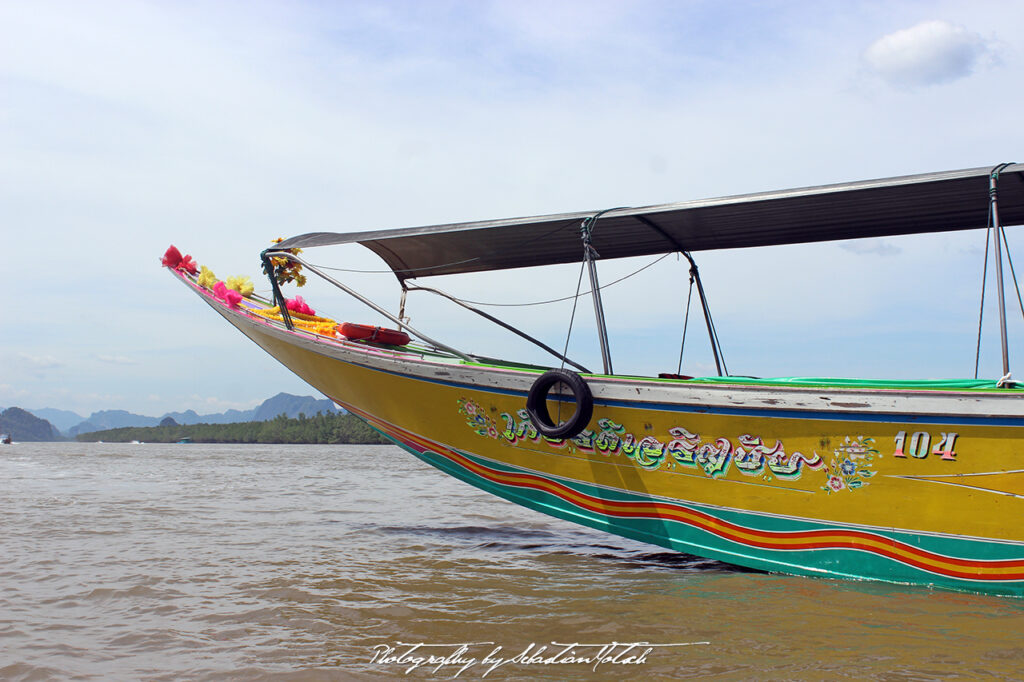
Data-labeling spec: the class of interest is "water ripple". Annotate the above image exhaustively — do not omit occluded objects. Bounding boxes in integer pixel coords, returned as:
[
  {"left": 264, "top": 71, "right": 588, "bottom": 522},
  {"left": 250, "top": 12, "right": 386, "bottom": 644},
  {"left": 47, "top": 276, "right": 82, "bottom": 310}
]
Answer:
[{"left": 2, "top": 443, "right": 1023, "bottom": 680}]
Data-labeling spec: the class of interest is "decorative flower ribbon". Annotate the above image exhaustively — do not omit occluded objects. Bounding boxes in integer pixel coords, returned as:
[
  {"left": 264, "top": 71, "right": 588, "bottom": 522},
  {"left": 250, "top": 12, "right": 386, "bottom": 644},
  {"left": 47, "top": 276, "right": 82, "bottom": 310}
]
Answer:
[{"left": 161, "top": 245, "right": 198, "bottom": 275}]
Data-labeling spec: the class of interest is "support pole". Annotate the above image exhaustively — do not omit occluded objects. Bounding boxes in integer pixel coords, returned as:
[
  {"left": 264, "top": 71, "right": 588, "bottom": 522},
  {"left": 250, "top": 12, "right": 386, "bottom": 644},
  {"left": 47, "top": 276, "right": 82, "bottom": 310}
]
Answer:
[
  {"left": 581, "top": 215, "right": 614, "bottom": 375},
  {"left": 682, "top": 252, "right": 725, "bottom": 376},
  {"left": 631, "top": 214, "right": 727, "bottom": 377},
  {"left": 586, "top": 249, "right": 613, "bottom": 375},
  {"left": 991, "top": 166, "right": 1011, "bottom": 378},
  {"left": 260, "top": 250, "right": 293, "bottom": 330}
]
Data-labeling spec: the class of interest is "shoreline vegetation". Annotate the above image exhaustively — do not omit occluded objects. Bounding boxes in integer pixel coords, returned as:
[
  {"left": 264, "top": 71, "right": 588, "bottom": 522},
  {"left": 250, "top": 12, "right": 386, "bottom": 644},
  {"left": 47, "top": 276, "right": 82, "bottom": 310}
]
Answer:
[{"left": 74, "top": 412, "right": 391, "bottom": 444}]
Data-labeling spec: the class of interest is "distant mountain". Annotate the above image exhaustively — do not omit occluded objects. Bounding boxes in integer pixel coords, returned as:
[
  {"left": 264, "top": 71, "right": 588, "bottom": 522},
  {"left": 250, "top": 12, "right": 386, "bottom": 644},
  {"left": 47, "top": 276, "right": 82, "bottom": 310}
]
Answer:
[
  {"left": 28, "top": 408, "right": 85, "bottom": 433},
  {"left": 68, "top": 410, "right": 162, "bottom": 437},
  {"left": 252, "top": 393, "right": 343, "bottom": 421},
  {"left": 160, "top": 408, "right": 256, "bottom": 425},
  {"left": 161, "top": 394, "right": 342, "bottom": 425},
  {"left": 51, "top": 393, "right": 343, "bottom": 437},
  {"left": 68, "top": 420, "right": 100, "bottom": 436},
  {"left": 0, "top": 407, "right": 63, "bottom": 442}
]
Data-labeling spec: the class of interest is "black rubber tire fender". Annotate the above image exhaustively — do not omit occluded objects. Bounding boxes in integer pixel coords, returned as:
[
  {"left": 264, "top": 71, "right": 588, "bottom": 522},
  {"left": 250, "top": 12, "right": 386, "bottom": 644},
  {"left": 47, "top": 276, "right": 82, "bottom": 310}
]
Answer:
[{"left": 525, "top": 369, "right": 594, "bottom": 440}]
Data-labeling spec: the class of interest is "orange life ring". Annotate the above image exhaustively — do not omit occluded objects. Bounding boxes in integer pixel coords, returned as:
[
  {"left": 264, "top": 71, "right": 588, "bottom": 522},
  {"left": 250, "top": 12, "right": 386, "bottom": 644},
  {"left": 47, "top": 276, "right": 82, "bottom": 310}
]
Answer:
[{"left": 337, "top": 322, "right": 411, "bottom": 346}]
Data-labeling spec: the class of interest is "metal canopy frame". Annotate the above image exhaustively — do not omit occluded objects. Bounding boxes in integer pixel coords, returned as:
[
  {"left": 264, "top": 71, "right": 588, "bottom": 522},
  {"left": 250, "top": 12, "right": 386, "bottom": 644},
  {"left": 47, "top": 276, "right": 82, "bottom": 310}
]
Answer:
[
  {"left": 264, "top": 163, "right": 1023, "bottom": 380},
  {"left": 277, "top": 164, "right": 1024, "bottom": 281}
]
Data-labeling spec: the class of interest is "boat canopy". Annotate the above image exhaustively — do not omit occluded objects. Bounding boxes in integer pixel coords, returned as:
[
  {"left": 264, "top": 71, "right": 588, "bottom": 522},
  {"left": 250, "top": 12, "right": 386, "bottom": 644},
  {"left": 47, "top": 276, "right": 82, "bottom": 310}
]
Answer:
[{"left": 277, "top": 164, "right": 1024, "bottom": 281}]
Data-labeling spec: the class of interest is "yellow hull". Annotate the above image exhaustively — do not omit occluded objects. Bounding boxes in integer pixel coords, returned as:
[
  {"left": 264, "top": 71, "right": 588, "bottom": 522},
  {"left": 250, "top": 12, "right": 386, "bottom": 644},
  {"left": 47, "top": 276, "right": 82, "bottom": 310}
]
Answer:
[{"left": 186, "top": 273, "right": 1024, "bottom": 594}]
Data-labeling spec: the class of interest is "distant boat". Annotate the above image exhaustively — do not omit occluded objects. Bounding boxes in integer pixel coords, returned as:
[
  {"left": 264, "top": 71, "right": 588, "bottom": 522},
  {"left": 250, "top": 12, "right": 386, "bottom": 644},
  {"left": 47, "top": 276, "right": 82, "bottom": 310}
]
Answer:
[
  {"left": 169, "top": 163, "right": 1024, "bottom": 596},
  {"left": 0, "top": 434, "right": 11, "bottom": 445},
  {"left": 177, "top": 437, "right": 193, "bottom": 444}
]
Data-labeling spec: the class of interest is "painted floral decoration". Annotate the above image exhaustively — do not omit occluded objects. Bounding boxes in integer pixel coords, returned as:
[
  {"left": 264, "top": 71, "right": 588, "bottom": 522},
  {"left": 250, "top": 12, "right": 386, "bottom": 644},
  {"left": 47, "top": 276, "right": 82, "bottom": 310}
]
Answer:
[
  {"left": 458, "top": 398, "right": 499, "bottom": 439},
  {"left": 822, "top": 436, "right": 878, "bottom": 494}
]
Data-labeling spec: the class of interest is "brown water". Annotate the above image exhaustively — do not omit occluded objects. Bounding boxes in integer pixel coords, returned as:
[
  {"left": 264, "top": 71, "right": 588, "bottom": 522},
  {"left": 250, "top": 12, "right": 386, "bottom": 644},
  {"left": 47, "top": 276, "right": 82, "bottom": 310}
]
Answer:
[{"left": 2, "top": 443, "right": 1023, "bottom": 681}]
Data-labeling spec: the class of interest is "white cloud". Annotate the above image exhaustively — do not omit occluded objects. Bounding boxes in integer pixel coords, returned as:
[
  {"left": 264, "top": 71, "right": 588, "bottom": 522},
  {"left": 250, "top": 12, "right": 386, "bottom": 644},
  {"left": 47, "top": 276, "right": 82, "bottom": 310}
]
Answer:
[
  {"left": 838, "top": 239, "right": 902, "bottom": 256},
  {"left": 188, "top": 395, "right": 264, "bottom": 411},
  {"left": 0, "top": 384, "right": 30, "bottom": 401},
  {"left": 864, "top": 20, "right": 991, "bottom": 87},
  {"left": 95, "top": 354, "right": 139, "bottom": 366},
  {"left": 3, "top": 2, "right": 1024, "bottom": 412},
  {"left": 18, "top": 353, "right": 63, "bottom": 369}
]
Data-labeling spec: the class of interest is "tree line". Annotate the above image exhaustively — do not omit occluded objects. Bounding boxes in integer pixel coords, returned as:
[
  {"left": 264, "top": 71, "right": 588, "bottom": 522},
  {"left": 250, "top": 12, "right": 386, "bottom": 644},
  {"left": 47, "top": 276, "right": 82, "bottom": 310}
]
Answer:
[{"left": 74, "top": 412, "right": 392, "bottom": 444}]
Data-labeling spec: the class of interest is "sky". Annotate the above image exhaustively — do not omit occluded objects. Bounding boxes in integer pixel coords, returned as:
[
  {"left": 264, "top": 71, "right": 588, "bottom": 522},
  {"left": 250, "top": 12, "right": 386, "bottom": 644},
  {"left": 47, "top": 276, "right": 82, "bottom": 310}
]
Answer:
[{"left": 3, "top": 0, "right": 1024, "bottom": 417}]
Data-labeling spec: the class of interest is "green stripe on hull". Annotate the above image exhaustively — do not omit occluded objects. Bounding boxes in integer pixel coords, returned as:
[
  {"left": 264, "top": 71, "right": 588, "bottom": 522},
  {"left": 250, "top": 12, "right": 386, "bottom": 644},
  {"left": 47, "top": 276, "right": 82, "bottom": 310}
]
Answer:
[{"left": 379, "top": 433, "right": 1024, "bottom": 597}]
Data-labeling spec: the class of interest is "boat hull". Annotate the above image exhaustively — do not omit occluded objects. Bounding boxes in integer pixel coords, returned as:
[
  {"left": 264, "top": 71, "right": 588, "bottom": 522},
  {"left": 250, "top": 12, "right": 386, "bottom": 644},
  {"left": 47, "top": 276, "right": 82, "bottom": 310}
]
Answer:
[{"left": 186, "top": 274, "right": 1024, "bottom": 596}]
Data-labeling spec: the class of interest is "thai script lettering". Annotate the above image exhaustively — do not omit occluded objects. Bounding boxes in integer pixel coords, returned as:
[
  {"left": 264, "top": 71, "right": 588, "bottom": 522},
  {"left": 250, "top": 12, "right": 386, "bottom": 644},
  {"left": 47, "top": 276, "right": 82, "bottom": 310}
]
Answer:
[{"left": 457, "top": 398, "right": 824, "bottom": 481}]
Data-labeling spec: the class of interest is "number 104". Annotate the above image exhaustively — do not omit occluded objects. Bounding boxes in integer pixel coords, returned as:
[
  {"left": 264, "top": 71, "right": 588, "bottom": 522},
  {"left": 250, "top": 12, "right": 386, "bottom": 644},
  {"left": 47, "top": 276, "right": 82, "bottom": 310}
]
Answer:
[{"left": 893, "top": 431, "right": 957, "bottom": 460}]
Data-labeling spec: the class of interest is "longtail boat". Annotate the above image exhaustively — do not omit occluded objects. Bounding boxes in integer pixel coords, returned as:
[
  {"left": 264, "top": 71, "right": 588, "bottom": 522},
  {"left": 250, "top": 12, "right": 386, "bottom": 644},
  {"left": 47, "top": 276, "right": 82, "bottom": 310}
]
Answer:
[{"left": 166, "top": 164, "right": 1024, "bottom": 596}]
